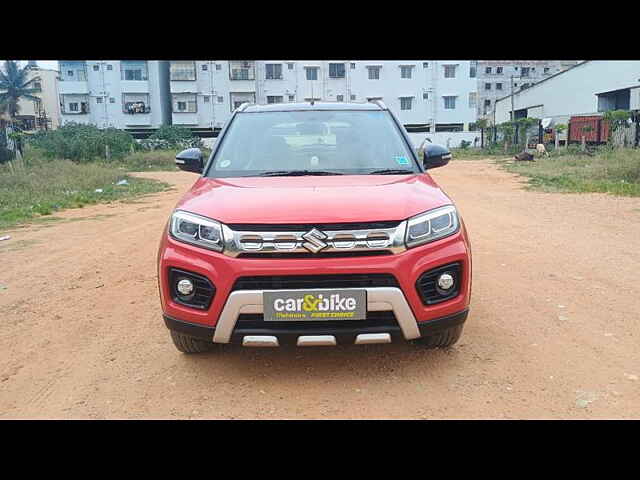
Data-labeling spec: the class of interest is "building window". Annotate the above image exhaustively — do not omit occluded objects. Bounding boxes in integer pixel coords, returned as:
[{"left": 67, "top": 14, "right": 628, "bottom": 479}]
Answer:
[
  {"left": 470, "top": 61, "right": 477, "bottom": 78},
  {"left": 468, "top": 92, "right": 477, "bottom": 108},
  {"left": 521, "top": 67, "right": 530, "bottom": 77},
  {"left": 107, "top": 64, "right": 113, "bottom": 71},
  {"left": 336, "top": 95, "right": 344, "bottom": 102},
  {"left": 329, "top": 63, "right": 345, "bottom": 78},
  {"left": 485, "top": 83, "right": 491, "bottom": 90},
  {"left": 496, "top": 83, "right": 503, "bottom": 90},
  {"left": 423, "top": 92, "right": 429, "bottom": 100},
  {"left": 289, "top": 95, "right": 295, "bottom": 102},
  {"left": 216, "top": 64, "right": 221, "bottom": 70},
  {"left": 423, "top": 62, "right": 429, "bottom": 68},
  {"left": 444, "top": 65, "right": 457, "bottom": 78},
  {"left": 484, "top": 99, "right": 491, "bottom": 107},
  {"left": 93, "top": 65, "right": 99, "bottom": 71},
  {"left": 400, "top": 97, "right": 413, "bottom": 110},
  {"left": 496, "top": 66, "right": 503, "bottom": 74},
  {"left": 61, "top": 94, "right": 89, "bottom": 114},
  {"left": 169, "top": 61, "right": 196, "bottom": 81},
  {"left": 121, "top": 60, "right": 148, "bottom": 81},
  {"left": 217, "top": 96, "right": 224, "bottom": 103},
  {"left": 172, "top": 93, "right": 197, "bottom": 113},
  {"left": 305, "top": 67, "right": 319, "bottom": 80},
  {"left": 267, "top": 95, "right": 283, "bottom": 104},
  {"left": 350, "top": 94, "right": 356, "bottom": 100},
  {"left": 32, "top": 81, "right": 42, "bottom": 91},
  {"left": 60, "top": 61, "right": 87, "bottom": 81},
  {"left": 204, "top": 95, "right": 210, "bottom": 103},
  {"left": 202, "top": 64, "right": 208, "bottom": 71},
  {"left": 544, "top": 67, "right": 550, "bottom": 74},
  {"left": 435, "top": 123, "right": 464, "bottom": 132},
  {"left": 96, "top": 97, "right": 103, "bottom": 104},
  {"left": 288, "top": 63, "right": 294, "bottom": 70},
  {"left": 123, "top": 93, "right": 150, "bottom": 114},
  {"left": 367, "top": 66, "right": 381, "bottom": 80},
  {"left": 443, "top": 96, "right": 456, "bottom": 109},
  {"left": 515, "top": 66, "right": 518, "bottom": 70},
  {"left": 230, "top": 92, "right": 256, "bottom": 112},
  {"left": 265, "top": 63, "right": 283, "bottom": 80},
  {"left": 109, "top": 97, "right": 115, "bottom": 103},
  {"left": 350, "top": 63, "right": 356, "bottom": 69},
  {"left": 514, "top": 83, "right": 518, "bottom": 87},
  {"left": 229, "top": 61, "right": 255, "bottom": 81},
  {"left": 485, "top": 67, "right": 492, "bottom": 74},
  {"left": 400, "top": 66, "right": 413, "bottom": 79}
]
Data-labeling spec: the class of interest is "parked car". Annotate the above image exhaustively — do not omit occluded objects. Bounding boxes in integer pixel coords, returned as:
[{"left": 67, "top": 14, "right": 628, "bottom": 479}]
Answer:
[{"left": 157, "top": 101, "right": 472, "bottom": 352}]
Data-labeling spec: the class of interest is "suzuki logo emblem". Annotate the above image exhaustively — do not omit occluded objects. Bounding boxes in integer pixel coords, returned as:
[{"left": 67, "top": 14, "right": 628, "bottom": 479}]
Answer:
[{"left": 302, "top": 228, "right": 328, "bottom": 253}]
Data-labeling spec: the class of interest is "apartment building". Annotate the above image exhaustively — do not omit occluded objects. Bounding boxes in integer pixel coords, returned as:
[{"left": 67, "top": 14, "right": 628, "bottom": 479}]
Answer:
[
  {"left": 166, "top": 60, "right": 478, "bottom": 134},
  {"left": 0, "top": 62, "right": 61, "bottom": 131},
  {"left": 58, "top": 60, "right": 171, "bottom": 131},
  {"left": 477, "top": 60, "right": 580, "bottom": 119}
]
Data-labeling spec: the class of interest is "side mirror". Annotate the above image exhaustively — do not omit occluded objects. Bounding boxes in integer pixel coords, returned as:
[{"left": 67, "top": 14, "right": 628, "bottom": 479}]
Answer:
[
  {"left": 175, "top": 148, "right": 203, "bottom": 173},
  {"left": 420, "top": 143, "right": 452, "bottom": 170}
]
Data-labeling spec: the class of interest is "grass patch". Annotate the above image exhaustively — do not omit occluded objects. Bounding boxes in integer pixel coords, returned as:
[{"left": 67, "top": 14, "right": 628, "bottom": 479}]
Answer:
[
  {"left": 0, "top": 157, "right": 170, "bottom": 230},
  {"left": 118, "top": 150, "right": 182, "bottom": 172},
  {"left": 501, "top": 148, "right": 640, "bottom": 197}
]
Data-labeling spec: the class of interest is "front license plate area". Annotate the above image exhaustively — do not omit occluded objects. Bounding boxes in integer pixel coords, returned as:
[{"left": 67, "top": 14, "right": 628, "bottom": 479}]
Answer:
[{"left": 263, "top": 290, "right": 367, "bottom": 321}]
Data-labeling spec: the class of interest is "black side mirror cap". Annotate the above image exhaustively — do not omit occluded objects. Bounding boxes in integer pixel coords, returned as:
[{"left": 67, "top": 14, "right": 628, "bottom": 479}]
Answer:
[
  {"left": 175, "top": 148, "right": 204, "bottom": 173},
  {"left": 421, "top": 143, "right": 452, "bottom": 170}
]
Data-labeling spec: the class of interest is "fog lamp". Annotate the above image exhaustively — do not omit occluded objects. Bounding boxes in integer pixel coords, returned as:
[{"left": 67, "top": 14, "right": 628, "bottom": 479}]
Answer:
[
  {"left": 177, "top": 278, "right": 194, "bottom": 296},
  {"left": 437, "top": 273, "right": 455, "bottom": 290}
]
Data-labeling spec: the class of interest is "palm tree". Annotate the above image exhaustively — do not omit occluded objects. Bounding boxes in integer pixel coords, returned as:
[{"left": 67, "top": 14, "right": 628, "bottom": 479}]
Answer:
[
  {"left": 0, "top": 60, "right": 41, "bottom": 126},
  {"left": 0, "top": 60, "right": 41, "bottom": 160}
]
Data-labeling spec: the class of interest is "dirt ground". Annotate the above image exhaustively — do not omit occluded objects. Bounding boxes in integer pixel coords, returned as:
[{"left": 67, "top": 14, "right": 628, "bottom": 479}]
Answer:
[{"left": 1, "top": 160, "right": 639, "bottom": 419}]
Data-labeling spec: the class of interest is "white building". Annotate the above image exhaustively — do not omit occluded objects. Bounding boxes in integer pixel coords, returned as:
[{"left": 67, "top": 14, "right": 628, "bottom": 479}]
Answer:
[
  {"left": 167, "top": 60, "right": 479, "bottom": 141},
  {"left": 493, "top": 61, "right": 640, "bottom": 125},
  {"left": 58, "top": 61, "right": 171, "bottom": 132}
]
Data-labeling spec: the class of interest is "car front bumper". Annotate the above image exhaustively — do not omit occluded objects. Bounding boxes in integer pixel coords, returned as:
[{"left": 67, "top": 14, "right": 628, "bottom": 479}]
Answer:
[{"left": 158, "top": 224, "right": 472, "bottom": 345}]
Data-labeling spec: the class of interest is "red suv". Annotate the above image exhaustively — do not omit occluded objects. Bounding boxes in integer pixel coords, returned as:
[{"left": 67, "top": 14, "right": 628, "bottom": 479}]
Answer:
[{"left": 158, "top": 101, "right": 471, "bottom": 353}]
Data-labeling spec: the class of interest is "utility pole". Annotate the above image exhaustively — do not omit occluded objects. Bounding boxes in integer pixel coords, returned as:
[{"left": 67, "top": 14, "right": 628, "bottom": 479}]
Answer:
[{"left": 510, "top": 75, "right": 515, "bottom": 122}]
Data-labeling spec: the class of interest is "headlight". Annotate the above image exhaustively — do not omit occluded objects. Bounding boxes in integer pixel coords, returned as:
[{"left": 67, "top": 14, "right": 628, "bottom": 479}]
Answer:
[
  {"left": 405, "top": 205, "right": 459, "bottom": 248},
  {"left": 170, "top": 210, "right": 224, "bottom": 252}
]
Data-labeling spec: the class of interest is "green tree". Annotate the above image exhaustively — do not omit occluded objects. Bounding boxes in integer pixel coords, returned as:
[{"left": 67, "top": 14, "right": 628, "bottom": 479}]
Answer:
[{"left": 0, "top": 60, "right": 41, "bottom": 126}]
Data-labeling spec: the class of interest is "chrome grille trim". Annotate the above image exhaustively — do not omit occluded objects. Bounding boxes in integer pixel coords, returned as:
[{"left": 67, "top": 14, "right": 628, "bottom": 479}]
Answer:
[{"left": 221, "top": 222, "right": 407, "bottom": 257}]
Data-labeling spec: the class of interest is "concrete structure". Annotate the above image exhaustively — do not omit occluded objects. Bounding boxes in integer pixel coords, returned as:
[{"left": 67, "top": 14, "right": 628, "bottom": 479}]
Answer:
[
  {"left": 58, "top": 61, "right": 171, "bottom": 131},
  {"left": 167, "top": 60, "right": 478, "bottom": 137},
  {"left": 493, "top": 61, "right": 640, "bottom": 126},
  {"left": 477, "top": 60, "right": 580, "bottom": 118},
  {"left": 0, "top": 62, "right": 61, "bottom": 131}
]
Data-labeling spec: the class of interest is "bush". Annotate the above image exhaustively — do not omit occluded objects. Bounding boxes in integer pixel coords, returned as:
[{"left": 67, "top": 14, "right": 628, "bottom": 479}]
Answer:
[
  {"left": 27, "top": 123, "right": 136, "bottom": 162},
  {"left": 459, "top": 140, "right": 471, "bottom": 149},
  {"left": 139, "top": 125, "right": 203, "bottom": 150}
]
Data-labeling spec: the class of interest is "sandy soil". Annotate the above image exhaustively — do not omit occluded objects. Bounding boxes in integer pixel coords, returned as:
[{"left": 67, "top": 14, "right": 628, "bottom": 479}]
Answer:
[{"left": 1, "top": 160, "right": 639, "bottom": 419}]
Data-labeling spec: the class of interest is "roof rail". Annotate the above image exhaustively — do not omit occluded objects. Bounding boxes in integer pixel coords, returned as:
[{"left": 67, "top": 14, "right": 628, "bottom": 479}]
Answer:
[
  {"left": 236, "top": 102, "right": 251, "bottom": 112},
  {"left": 367, "top": 99, "right": 387, "bottom": 110}
]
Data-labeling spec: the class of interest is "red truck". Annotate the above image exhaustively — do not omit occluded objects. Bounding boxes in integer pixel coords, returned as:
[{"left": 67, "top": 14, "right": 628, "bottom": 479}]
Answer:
[{"left": 157, "top": 101, "right": 472, "bottom": 352}]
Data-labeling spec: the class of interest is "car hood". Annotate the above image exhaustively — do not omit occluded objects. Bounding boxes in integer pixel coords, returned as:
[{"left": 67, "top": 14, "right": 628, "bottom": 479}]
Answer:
[{"left": 175, "top": 174, "right": 452, "bottom": 224}]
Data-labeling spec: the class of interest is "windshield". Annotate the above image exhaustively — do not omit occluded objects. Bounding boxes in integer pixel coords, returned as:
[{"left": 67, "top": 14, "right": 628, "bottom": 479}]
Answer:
[{"left": 206, "top": 110, "right": 419, "bottom": 177}]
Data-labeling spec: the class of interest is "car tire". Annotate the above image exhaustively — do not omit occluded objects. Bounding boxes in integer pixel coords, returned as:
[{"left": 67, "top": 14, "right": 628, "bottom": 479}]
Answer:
[
  {"left": 413, "top": 324, "right": 464, "bottom": 349},
  {"left": 170, "top": 331, "right": 214, "bottom": 354}
]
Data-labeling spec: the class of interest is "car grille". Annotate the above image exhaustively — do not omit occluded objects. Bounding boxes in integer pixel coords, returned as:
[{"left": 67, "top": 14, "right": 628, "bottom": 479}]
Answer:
[
  {"left": 222, "top": 221, "right": 407, "bottom": 257},
  {"left": 232, "top": 273, "right": 400, "bottom": 291},
  {"left": 415, "top": 262, "right": 462, "bottom": 305}
]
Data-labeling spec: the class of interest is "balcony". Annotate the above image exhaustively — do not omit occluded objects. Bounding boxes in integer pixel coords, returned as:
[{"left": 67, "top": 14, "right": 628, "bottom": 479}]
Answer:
[
  {"left": 60, "top": 94, "right": 90, "bottom": 115},
  {"left": 170, "top": 61, "right": 197, "bottom": 81}
]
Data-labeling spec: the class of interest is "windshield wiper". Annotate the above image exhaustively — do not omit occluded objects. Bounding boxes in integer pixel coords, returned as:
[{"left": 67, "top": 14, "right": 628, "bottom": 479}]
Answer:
[
  {"left": 258, "top": 170, "right": 343, "bottom": 177},
  {"left": 368, "top": 169, "right": 415, "bottom": 175}
]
